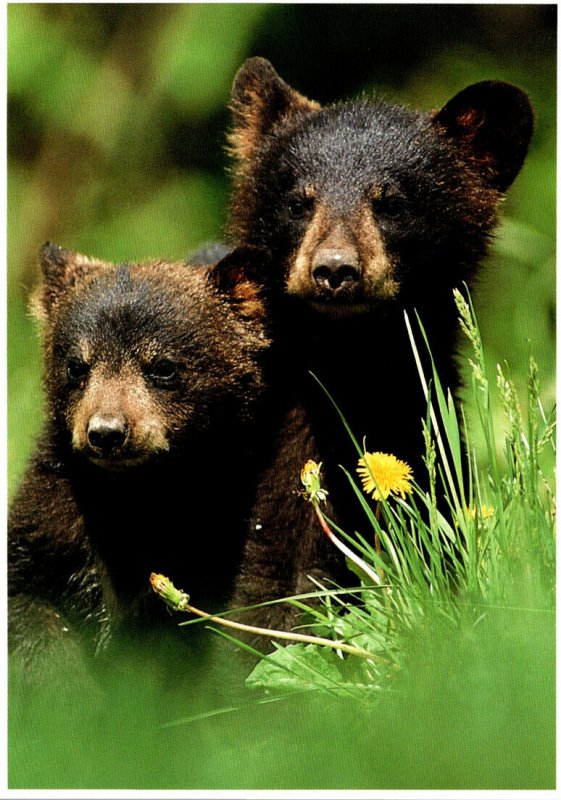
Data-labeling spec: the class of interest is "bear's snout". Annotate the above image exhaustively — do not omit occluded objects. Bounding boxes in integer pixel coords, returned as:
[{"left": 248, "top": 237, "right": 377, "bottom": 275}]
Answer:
[
  {"left": 86, "top": 413, "right": 128, "bottom": 457},
  {"left": 69, "top": 367, "right": 170, "bottom": 468},
  {"left": 311, "top": 248, "right": 361, "bottom": 294}
]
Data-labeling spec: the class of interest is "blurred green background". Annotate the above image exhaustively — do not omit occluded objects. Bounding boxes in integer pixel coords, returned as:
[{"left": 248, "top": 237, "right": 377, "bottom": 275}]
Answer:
[
  {"left": 7, "top": 5, "right": 556, "bottom": 790},
  {"left": 8, "top": 4, "right": 556, "bottom": 497}
]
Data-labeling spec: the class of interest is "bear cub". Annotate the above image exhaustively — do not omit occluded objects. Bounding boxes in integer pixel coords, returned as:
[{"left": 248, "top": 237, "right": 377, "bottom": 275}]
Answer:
[
  {"left": 9, "top": 243, "right": 272, "bottom": 688},
  {"left": 224, "top": 58, "right": 534, "bottom": 630}
]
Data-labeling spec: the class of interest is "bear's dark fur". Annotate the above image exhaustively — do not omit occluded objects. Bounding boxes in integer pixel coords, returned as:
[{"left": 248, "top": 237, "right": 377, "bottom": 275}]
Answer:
[
  {"left": 8, "top": 243, "right": 272, "bottom": 687},
  {"left": 224, "top": 58, "right": 534, "bottom": 632}
]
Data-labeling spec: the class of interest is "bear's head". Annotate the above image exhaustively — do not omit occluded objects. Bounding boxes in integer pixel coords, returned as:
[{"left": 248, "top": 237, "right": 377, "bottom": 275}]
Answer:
[
  {"left": 32, "top": 243, "right": 271, "bottom": 470},
  {"left": 227, "top": 58, "right": 533, "bottom": 318}
]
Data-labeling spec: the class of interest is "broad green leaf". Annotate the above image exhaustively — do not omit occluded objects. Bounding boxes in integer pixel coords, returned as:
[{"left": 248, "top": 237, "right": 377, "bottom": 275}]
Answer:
[{"left": 246, "top": 643, "right": 347, "bottom": 694}]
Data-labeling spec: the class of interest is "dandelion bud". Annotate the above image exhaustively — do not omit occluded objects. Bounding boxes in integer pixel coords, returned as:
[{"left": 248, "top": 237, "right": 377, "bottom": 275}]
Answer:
[
  {"left": 300, "top": 459, "right": 328, "bottom": 505},
  {"left": 149, "top": 572, "right": 190, "bottom": 612}
]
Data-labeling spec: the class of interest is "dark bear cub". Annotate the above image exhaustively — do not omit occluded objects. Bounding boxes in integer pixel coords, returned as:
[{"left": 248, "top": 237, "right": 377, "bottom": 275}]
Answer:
[
  {"left": 225, "top": 58, "right": 533, "bottom": 630},
  {"left": 9, "top": 243, "right": 271, "bottom": 688}
]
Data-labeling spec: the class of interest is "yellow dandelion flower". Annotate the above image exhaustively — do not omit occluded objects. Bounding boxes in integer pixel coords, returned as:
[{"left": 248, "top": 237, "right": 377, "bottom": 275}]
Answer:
[
  {"left": 465, "top": 504, "right": 495, "bottom": 521},
  {"left": 357, "top": 451, "right": 413, "bottom": 501},
  {"left": 300, "top": 459, "right": 328, "bottom": 505}
]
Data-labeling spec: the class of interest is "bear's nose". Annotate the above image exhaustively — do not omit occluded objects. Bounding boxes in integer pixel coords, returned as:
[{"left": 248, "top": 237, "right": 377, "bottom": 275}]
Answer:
[
  {"left": 311, "top": 249, "right": 361, "bottom": 292},
  {"left": 87, "top": 415, "right": 128, "bottom": 455}
]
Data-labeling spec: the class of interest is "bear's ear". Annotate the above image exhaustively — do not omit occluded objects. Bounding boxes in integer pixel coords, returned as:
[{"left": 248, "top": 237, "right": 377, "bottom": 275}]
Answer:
[
  {"left": 433, "top": 81, "right": 534, "bottom": 192},
  {"left": 229, "top": 57, "right": 320, "bottom": 163},
  {"left": 209, "top": 247, "right": 274, "bottom": 318},
  {"left": 32, "top": 242, "right": 106, "bottom": 320}
]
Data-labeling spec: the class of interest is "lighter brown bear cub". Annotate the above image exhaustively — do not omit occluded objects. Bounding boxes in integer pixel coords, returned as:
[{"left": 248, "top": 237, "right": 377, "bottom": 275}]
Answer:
[{"left": 9, "top": 243, "right": 271, "bottom": 688}]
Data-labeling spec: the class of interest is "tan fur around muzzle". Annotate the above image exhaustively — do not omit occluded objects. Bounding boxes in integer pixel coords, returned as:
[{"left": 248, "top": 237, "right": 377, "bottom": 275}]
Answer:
[
  {"left": 287, "top": 200, "right": 399, "bottom": 303},
  {"left": 70, "top": 366, "right": 169, "bottom": 457}
]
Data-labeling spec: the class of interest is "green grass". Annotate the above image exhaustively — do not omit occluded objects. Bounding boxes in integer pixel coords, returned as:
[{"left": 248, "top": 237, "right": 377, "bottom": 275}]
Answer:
[
  {"left": 236, "top": 291, "right": 555, "bottom": 702},
  {"left": 9, "top": 609, "right": 555, "bottom": 790}
]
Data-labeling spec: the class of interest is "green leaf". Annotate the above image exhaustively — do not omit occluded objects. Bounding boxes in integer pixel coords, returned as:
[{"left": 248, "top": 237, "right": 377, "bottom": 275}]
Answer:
[{"left": 246, "top": 644, "right": 347, "bottom": 694}]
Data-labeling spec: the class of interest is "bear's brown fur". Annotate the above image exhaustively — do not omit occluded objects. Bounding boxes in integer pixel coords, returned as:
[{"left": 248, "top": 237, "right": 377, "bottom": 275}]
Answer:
[
  {"left": 9, "top": 243, "right": 272, "bottom": 687},
  {"left": 224, "top": 59, "right": 534, "bottom": 635}
]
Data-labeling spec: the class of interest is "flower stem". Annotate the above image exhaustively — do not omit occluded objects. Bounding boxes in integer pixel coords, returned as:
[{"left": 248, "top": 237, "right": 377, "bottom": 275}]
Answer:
[
  {"left": 185, "top": 601, "right": 378, "bottom": 660},
  {"left": 149, "top": 573, "right": 381, "bottom": 661},
  {"left": 374, "top": 502, "right": 386, "bottom": 585},
  {"left": 313, "top": 504, "right": 381, "bottom": 586}
]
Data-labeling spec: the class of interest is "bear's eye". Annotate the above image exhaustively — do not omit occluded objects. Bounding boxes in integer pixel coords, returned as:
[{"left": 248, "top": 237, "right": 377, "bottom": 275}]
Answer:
[
  {"left": 146, "top": 359, "right": 179, "bottom": 387},
  {"left": 372, "top": 187, "right": 407, "bottom": 220},
  {"left": 287, "top": 197, "right": 313, "bottom": 220},
  {"left": 67, "top": 359, "right": 90, "bottom": 386}
]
